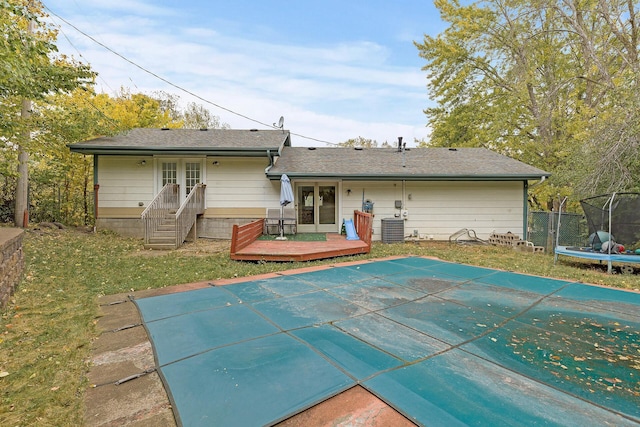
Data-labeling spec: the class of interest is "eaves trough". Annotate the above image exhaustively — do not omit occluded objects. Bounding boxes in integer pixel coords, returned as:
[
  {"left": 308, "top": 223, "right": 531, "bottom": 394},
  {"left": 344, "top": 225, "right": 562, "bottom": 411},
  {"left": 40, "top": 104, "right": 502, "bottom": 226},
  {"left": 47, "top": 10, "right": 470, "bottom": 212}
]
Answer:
[
  {"left": 68, "top": 146, "right": 279, "bottom": 157},
  {"left": 266, "top": 172, "right": 549, "bottom": 182}
]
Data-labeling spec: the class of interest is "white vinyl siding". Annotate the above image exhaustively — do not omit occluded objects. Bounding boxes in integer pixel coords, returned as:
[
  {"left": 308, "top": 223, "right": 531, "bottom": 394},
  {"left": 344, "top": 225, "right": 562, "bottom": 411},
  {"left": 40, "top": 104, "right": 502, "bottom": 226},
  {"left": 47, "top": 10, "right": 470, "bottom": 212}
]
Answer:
[
  {"left": 97, "top": 156, "right": 154, "bottom": 208},
  {"left": 206, "top": 157, "right": 278, "bottom": 209},
  {"left": 96, "top": 154, "right": 526, "bottom": 241},
  {"left": 404, "top": 181, "right": 523, "bottom": 240},
  {"left": 340, "top": 181, "right": 524, "bottom": 241}
]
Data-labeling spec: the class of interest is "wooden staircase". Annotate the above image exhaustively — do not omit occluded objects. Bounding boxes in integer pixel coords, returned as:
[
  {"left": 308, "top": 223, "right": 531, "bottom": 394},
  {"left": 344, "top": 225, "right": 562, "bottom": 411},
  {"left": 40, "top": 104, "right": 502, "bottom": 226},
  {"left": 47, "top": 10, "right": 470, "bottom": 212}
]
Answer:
[
  {"left": 142, "top": 183, "right": 206, "bottom": 250},
  {"left": 145, "top": 212, "right": 179, "bottom": 250}
]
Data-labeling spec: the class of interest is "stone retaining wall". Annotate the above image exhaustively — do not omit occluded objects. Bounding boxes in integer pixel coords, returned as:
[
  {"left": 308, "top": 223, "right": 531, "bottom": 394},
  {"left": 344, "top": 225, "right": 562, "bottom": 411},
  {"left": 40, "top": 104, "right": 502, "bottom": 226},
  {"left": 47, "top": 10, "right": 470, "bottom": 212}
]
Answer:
[{"left": 0, "top": 228, "right": 24, "bottom": 309}]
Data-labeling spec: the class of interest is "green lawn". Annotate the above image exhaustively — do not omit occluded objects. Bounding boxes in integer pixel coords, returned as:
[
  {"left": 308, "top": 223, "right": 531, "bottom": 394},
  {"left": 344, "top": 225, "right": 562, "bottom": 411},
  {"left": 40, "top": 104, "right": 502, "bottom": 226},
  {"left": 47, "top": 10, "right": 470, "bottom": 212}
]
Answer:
[{"left": 1, "top": 228, "right": 639, "bottom": 426}]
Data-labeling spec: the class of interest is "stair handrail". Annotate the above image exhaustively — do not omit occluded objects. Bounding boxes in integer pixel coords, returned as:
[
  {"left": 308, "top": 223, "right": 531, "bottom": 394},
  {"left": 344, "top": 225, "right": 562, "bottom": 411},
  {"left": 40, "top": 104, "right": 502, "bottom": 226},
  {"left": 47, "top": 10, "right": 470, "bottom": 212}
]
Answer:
[
  {"left": 174, "top": 183, "right": 206, "bottom": 248},
  {"left": 141, "top": 183, "right": 180, "bottom": 245}
]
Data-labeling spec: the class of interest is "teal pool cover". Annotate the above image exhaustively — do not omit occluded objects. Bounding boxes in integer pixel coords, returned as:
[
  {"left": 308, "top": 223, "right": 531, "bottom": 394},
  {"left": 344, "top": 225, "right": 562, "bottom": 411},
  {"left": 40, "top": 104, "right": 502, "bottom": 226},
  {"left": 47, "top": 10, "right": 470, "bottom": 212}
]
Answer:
[{"left": 133, "top": 257, "right": 640, "bottom": 426}]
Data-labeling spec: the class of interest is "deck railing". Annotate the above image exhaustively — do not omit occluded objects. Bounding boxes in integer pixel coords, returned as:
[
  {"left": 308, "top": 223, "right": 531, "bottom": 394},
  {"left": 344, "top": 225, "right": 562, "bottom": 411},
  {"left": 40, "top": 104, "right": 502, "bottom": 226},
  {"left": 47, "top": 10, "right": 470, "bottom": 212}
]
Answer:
[
  {"left": 174, "top": 183, "right": 206, "bottom": 248},
  {"left": 141, "top": 183, "right": 179, "bottom": 245},
  {"left": 354, "top": 210, "right": 373, "bottom": 250},
  {"left": 230, "top": 219, "right": 264, "bottom": 256}
]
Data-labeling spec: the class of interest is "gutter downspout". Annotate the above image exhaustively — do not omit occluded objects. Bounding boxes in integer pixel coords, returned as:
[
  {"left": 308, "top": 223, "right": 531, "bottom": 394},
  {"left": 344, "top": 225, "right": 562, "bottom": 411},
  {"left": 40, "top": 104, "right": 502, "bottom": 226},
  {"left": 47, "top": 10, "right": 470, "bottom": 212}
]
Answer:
[
  {"left": 523, "top": 181, "right": 528, "bottom": 240},
  {"left": 402, "top": 180, "right": 406, "bottom": 216},
  {"left": 264, "top": 149, "right": 276, "bottom": 174}
]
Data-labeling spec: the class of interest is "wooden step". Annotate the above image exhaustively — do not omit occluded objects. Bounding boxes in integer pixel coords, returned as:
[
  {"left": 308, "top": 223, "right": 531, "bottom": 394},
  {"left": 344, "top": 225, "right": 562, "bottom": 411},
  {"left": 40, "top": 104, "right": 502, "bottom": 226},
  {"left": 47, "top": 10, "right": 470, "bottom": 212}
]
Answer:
[
  {"left": 148, "top": 236, "right": 175, "bottom": 244},
  {"left": 151, "top": 230, "right": 175, "bottom": 238}
]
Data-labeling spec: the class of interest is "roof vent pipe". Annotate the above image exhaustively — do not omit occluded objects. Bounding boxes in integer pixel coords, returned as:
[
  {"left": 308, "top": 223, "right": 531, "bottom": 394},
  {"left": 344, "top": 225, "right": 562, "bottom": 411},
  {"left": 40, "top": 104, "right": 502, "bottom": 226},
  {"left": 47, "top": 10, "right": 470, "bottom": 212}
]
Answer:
[{"left": 397, "top": 136, "right": 403, "bottom": 152}]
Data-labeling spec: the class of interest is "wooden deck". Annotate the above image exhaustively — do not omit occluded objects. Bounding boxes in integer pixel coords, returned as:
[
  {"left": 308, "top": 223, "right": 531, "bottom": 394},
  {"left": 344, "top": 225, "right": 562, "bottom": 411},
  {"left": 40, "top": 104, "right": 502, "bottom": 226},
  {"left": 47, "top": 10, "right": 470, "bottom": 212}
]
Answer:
[{"left": 230, "top": 211, "right": 373, "bottom": 262}]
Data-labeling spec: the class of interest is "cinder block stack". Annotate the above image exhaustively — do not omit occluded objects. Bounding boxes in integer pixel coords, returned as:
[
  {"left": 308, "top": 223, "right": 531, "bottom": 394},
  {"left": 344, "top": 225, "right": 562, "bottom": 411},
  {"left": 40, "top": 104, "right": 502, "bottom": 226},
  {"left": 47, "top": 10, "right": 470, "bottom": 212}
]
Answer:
[
  {"left": 489, "top": 232, "right": 520, "bottom": 245},
  {"left": 489, "top": 232, "right": 545, "bottom": 253}
]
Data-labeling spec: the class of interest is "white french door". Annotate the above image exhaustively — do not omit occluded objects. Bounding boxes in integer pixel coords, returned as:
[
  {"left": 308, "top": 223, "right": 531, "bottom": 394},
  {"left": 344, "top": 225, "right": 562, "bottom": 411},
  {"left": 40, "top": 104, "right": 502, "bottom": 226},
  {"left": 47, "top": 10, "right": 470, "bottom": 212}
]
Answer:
[{"left": 157, "top": 158, "right": 204, "bottom": 202}]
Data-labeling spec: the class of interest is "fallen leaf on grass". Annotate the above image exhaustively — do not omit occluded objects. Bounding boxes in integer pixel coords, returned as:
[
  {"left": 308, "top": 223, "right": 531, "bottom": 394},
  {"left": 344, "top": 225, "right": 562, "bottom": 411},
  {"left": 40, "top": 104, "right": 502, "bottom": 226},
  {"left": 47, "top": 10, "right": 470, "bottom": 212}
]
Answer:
[{"left": 0, "top": 371, "right": 9, "bottom": 378}]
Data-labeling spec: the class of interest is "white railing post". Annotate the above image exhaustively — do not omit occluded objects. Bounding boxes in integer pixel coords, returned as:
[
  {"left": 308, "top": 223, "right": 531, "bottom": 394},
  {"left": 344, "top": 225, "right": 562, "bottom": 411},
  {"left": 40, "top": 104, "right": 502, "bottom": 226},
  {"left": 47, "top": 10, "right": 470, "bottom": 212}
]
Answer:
[{"left": 141, "top": 183, "right": 180, "bottom": 245}]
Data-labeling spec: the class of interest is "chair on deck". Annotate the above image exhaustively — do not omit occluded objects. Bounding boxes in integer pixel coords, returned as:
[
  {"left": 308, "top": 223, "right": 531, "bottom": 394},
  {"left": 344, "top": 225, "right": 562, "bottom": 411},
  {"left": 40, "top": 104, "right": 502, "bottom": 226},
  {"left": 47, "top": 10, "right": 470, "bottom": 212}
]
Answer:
[
  {"left": 282, "top": 207, "right": 297, "bottom": 235},
  {"left": 264, "top": 209, "right": 281, "bottom": 235}
]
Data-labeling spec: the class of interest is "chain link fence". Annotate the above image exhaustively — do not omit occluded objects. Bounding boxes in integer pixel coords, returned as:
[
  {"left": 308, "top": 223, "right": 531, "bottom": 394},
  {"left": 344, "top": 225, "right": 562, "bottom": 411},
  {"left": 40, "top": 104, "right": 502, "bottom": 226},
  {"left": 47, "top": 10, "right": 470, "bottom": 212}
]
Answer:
[{"left": 528, "top": 211, "right": 587, "bottom": 253}]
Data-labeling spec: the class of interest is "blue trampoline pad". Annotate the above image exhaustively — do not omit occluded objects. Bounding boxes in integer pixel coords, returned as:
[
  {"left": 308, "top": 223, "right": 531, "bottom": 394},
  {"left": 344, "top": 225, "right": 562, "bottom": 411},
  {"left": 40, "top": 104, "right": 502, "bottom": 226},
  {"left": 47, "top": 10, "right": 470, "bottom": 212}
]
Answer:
[
  {"left": 161, "top": 333, "right": 354, "bottom": 427},
  {"left": 135, "top": 286, "right": 238, "bottom": 322},
  {"left": 291, "top": 325, "right": 403, "bottom": 380},
  {"left": 144, "top": 304, "right": 279, "bottom": 365},
  {"left": 365, "top": 348, "right": 637, "bottom": 427}
]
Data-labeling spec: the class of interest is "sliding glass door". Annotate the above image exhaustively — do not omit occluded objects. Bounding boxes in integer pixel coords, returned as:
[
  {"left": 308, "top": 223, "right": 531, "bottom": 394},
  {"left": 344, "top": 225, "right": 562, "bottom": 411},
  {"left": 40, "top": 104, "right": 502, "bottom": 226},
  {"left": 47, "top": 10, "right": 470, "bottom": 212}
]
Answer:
[{"left": 296, "top": 183, "right": 337, "bottom": 233}]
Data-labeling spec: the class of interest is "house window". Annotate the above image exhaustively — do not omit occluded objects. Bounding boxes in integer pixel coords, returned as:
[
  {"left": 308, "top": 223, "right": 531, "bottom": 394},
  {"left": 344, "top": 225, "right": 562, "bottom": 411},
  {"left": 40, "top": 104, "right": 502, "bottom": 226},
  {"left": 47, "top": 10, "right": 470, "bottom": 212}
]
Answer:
[
  {"left": 162, "top": 162, "right": 177, "bottom": 186},
  {"left": 185, "top": 162, "right": 201, "bottom": 194}
]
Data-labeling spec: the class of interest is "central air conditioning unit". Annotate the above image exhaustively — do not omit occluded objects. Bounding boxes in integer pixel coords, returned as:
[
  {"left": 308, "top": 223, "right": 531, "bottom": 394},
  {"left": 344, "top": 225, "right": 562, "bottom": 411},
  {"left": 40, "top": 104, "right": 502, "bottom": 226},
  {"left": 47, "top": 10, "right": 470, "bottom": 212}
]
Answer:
[{"left": 381, "top": 218, "right": 404, "bottom": 243}]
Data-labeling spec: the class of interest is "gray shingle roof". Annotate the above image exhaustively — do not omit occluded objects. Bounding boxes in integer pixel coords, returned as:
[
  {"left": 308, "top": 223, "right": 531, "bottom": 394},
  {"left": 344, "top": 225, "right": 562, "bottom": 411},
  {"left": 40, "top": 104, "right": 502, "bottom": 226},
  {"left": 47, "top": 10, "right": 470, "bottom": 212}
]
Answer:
[
  {"left": 266, "top": 147, "right": 550, "bottom": 181},
  {"left": 68, "top": 128, "right": 290, "bottom": 155},
  {"left": 67, "top": 129, "right": 549, "bottom": 181}
]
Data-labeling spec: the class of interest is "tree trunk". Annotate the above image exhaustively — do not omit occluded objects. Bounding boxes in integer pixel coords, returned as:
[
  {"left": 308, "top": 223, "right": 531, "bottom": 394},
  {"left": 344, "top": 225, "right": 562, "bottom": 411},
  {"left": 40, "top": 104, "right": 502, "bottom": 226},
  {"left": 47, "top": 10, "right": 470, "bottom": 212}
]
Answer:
[{"left": 14, "top": 99, "right": 31, "bottom": 228}]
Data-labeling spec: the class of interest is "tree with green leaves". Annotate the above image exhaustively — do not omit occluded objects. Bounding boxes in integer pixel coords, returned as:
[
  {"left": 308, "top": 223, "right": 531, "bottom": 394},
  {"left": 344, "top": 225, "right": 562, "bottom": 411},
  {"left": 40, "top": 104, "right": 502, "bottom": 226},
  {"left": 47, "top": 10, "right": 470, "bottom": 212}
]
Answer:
[
  {"left": 180, "top": 101, "right": 230, "bottom": 130},
  {"left": 150, "top": 90, "right": 230, "bottom": 129},
  {"left": 29, "top": 88, "right": 229, "bottom": 225},
  {"left": 0, "top": 0, "right": 94, "bottom": 226},
  {"left": 337, "top": 136, "right": 391, "bottom": 148},
  {"left": 416, "top": 0, "right": 640, "bottom": 208},
  {"left": 0, "top": 2, "right": 232, "bottom": 226}
]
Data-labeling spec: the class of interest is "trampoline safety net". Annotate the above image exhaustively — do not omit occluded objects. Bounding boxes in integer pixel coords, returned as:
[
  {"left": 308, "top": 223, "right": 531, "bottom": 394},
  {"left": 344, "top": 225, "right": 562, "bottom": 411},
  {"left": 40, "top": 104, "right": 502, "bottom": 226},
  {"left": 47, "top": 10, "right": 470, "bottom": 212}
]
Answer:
[{"left": 580, "top": 192, "right": 640, "bottom": 250}]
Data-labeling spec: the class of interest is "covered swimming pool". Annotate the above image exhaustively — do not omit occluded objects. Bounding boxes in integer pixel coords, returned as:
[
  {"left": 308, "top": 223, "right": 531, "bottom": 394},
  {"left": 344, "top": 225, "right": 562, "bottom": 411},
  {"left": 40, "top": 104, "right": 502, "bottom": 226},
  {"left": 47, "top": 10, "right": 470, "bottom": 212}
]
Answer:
[{"left": 133, "top": 256, "right": 640, "bottom": 426}]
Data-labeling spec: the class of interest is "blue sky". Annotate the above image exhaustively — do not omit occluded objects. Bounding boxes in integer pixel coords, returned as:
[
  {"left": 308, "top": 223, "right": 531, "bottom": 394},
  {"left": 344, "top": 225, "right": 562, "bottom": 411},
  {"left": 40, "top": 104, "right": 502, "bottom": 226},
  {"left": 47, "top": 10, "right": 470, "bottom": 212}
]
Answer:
[{"left": 43, "top": 0, "right": 446, "bottom": 146}]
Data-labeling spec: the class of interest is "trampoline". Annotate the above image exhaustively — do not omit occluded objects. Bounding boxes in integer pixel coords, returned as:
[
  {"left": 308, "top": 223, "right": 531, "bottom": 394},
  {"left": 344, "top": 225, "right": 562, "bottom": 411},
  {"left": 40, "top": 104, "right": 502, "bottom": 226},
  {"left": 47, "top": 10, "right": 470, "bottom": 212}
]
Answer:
[
  {"left": 133, "top": 256, "right": 640, "bottom": 426},
  {"left": 555, "top": 192, "right": 640, "bottom": 273},
  {"left": 555, "top": 245, "right": 640, "bottom": 270}
]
